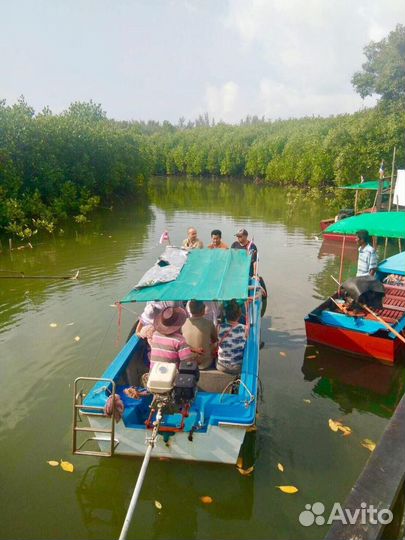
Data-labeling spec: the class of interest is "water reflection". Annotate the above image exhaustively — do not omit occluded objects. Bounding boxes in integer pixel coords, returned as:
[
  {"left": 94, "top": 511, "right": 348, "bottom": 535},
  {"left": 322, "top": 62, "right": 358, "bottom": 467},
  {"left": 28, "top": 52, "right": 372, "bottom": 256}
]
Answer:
[
  {"left": 318, "top": 239, "right": 358, "bottom": 262},
  {"left": 77, "top": 445, "right": 255, "bottom": 540},
  {"left": 0, "top": 204, "right": 153, "bottom": 335},
  {"left": 147, "top": 177, "right": 325, "bottom": 237},
  {"left": 301, "top": 345, "right": 405, "bottom": 418}
]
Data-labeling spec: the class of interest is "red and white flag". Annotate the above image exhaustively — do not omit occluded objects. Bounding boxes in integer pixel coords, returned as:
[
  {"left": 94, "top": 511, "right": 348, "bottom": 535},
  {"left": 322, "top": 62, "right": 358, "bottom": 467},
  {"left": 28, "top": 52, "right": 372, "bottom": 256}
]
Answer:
[{"left": 159, "top": 230, "right": 171, "bottom": 245}]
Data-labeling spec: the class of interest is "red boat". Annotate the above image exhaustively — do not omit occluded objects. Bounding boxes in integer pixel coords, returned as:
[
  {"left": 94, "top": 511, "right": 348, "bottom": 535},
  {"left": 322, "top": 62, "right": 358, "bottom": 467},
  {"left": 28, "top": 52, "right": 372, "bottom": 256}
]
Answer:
[
  {"left": 320, "top": 179, "right": 390, "bottom": 242},
  {"left": 306, "top": 213, "right": 405, "bottom": 365}
]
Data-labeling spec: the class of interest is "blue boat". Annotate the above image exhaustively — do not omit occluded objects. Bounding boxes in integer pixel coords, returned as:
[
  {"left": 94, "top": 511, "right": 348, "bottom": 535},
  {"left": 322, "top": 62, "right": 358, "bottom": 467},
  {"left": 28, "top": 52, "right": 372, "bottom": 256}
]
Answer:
[{"left": 73, "top": 248, "right": 262, "bottom": 464}]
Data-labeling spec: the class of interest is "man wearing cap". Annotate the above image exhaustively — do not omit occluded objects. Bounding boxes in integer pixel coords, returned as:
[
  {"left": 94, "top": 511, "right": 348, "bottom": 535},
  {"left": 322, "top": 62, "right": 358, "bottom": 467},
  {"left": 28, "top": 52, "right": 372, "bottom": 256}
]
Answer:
[
  {"left": 231, "top": 229, "right": 258, "bottom": 276},
  {"left": 149, "top": 306, "right": 195, "bottom": 368}
]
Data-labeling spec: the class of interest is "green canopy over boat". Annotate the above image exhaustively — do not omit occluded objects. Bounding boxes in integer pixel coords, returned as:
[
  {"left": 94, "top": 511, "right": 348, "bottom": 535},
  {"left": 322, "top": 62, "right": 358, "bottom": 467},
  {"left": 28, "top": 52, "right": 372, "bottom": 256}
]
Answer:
[
  {"left": 338, "top": 180, "right": 390, "bottom": 190},
  {"left": 325, "top": 212, "right": 405, "bottom": 238},
  {"left": 121, "top": 248, "right": 251, "bottom": 303}
]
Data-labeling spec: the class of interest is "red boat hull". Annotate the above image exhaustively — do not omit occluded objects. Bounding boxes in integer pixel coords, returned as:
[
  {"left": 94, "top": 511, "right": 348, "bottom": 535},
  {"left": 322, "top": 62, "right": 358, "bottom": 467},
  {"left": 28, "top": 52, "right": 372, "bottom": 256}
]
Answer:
[
  {"left": 322, "top": 232, "right": 358, "bottom": 243},
  {"left": 305, "top": 320, "right": 404, "bottom": 365}
]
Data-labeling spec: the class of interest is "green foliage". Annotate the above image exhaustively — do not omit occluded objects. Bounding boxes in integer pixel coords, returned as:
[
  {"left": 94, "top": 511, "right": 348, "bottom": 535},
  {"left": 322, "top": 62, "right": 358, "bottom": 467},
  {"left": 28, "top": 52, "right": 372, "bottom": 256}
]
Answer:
[
  {"left": 352, "top": 24, "right": 405, "bottom": 103},
  {"left": 0, "top": 99, "right": 151, "bottom": 237},
  {"left": 1, "top": 70, "right": 404, "bottom": 239}
]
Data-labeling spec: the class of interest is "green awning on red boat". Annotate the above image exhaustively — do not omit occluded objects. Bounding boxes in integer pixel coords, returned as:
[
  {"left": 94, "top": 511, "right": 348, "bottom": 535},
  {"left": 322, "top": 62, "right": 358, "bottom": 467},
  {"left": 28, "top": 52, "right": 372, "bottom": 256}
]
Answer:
[
  {"left": 325, "top": 212, "right": 405, "bottom": 238},
  {"left": 338, "top": 180, "right": 390, "bottom": 190},
  {"left": 121, "top": 248, "right": 251, "bottom": 303}
]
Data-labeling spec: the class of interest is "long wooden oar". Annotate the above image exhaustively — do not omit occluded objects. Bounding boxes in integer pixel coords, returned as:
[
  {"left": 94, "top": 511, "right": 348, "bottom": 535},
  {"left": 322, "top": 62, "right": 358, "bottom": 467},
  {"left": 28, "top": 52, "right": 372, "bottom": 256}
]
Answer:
[
  {"left": 330, "top": 275, "right": 405, "bottom": 344},
  {"left": 0, "top": 270, "right": 79, "bottom": 280}
]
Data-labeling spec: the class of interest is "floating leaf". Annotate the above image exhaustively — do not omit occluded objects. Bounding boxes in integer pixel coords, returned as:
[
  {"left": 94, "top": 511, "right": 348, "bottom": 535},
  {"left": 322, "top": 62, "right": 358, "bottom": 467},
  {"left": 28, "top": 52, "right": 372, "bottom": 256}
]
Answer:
[
  {"left": 49, "top": 323, "right": 58, "bottom": 328},
  {"left": 154, "top": 500, "right": 162, "bottom": 510},
  {"left": 237, "top": 465, "right": 255, "bottom": 476},
  {"left": 47, "top": 460, "right": 59, "bottom": 467},
  {"left": 200, "top": 495, "right": 213, "bottom": 504},
  {"left": 303, "top": 399, "right": 311, "bottom": 404},
  {"left": 74, "top": 336, "right": 81, "bottom": 342},
  {"left": 337, "top": 425, "right": 352, "bottom": 436},
  {"left": 236, "top": 456, "right": 243, "bottom": 469},
  {"left": 277, "top": 463, "right": 284, "bottom": 472},
  {"left": 60, "top": 460, "right": 74, "bottom": 473},
  {"left": 361, "top": 439, "right": 376, "bottom": 452},
  {"left": 279, "top": 352, "right": 286, "bottom": 357},
  {"left": 306, "top": 355, "right": 317, "bottom": 359},
  {"left": 276, "top": 485, "right": 298, "bottom": 494},
  {"left": 328, "top": 419, "right": 342, "bottom": 432}
]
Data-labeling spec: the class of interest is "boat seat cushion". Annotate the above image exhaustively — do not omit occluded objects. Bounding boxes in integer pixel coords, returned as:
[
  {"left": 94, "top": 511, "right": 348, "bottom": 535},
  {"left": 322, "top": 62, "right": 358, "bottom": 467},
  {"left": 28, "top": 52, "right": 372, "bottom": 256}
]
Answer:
[{"left": 197, "top": 369, "right": 238, "bottom": 393}]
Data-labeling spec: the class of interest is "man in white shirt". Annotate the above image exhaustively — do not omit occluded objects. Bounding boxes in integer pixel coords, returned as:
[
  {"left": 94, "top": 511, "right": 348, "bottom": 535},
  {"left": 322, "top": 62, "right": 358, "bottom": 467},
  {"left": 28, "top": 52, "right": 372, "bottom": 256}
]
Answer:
[{"left": 356, "top": 229, "right": 378, "bottom": 277}]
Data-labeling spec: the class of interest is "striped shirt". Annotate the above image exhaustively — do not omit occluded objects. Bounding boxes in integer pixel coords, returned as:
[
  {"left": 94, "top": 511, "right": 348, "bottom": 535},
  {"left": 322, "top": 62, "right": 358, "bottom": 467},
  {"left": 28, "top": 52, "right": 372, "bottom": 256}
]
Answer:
[
  {"left": 357, "top": 244, "right": 378, "bottom": 276},
  {"left": 149, "top": 331, "right": 194, "bottom": 368}
]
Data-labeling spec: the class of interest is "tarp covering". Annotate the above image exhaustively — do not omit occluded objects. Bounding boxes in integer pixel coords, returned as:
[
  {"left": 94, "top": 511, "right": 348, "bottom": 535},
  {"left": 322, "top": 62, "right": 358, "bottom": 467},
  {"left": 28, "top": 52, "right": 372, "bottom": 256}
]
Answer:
[
  {"left": 378, "top": 251, "right": 405, "bottom": 275},
  {"left": 338, "top": 180, "right": 390, "bottom": 190},
  {"left": 325, "top": 212, "right": 405, "bottom": 239},
  {"left": 393, "top": 169, "right": 405, "bottom": 206},
  {"left": 121, "top": 248, "right": 251, "bottom": 303},
  {"left": 135, "top": 246, "right": 188, "bottom": 288}
]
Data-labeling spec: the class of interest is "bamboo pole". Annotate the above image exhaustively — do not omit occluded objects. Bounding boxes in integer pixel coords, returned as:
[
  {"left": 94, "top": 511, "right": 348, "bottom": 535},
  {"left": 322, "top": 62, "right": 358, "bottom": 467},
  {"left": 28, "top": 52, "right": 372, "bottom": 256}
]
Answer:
[
  {"left": 0, "top": 270, "right": 79, "bottom": 280},
  {"left": 338, "top": 235, "right": 346, "bottom": 294},
  {"left": 331, "top": 275, "right": 405, "bottom": 344},
  {"left": 361, "top": 304, "right": 405, "bottom": 344},
  {"left": 388, "top": 146, "right": 396, "bottom": 212}
]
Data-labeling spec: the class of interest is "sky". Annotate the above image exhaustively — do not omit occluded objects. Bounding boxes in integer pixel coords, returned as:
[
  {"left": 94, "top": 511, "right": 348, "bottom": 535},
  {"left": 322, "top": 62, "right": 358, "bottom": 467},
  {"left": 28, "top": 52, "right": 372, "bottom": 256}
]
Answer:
[{"left": 1, "top": 0, "right": 404, "bottom": 124}]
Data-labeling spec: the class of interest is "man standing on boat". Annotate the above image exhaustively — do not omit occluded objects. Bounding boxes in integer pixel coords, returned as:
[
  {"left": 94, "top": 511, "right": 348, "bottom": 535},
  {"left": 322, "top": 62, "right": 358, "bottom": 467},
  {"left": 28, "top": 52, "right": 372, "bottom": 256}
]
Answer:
[
  {"left": 356, "top": 230, "right": 378, "bottom": 277},
  {"left": 182, "top": 227, "right": 204, "bottom": 249},
  {"left": 231, "top": 229, "right": 258, "bottom": 276}
]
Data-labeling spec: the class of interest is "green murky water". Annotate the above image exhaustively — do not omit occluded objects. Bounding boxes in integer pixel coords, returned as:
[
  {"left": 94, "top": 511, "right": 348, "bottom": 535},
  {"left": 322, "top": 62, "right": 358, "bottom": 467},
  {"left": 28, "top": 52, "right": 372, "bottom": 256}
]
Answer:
[{"left": 0, "top": 178, "right": 403, "bottom": 539}]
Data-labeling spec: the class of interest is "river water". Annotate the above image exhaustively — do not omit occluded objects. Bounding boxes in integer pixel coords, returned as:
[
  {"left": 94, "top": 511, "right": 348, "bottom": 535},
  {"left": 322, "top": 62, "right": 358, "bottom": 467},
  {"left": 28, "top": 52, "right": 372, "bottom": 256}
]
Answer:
[{"left": 0, "top": 178, "right": 403, "bottom": 540}]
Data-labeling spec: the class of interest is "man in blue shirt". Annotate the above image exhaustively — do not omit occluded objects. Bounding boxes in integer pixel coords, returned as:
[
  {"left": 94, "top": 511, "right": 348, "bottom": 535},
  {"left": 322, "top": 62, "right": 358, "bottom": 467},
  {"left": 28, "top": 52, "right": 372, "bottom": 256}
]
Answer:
[{"left": 356, "top": 229, "right": 378, "bottom": 277}]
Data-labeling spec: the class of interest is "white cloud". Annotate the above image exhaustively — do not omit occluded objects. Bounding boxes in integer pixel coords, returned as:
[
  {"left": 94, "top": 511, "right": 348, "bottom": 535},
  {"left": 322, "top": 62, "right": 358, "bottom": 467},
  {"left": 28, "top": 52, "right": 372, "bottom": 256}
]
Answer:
[
  {"left": 223, "top": 0, "right": 405, "bottom": 119},
  {"left": 205, "top": 81, "right": 240, "bottom": 121},
  {"left": 258, "top": 78, "right": 377, "bottom": 119}
]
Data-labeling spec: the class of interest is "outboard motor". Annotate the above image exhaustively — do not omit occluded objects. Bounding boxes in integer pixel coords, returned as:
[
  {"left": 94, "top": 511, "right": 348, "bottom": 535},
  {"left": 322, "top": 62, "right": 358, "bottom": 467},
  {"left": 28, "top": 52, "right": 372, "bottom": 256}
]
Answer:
[
  {"left": 341, "top": 275, "right": 385, "bottom": 310},
  {"left": 173, "top": 360, "right": 199, "bottom": 405}
]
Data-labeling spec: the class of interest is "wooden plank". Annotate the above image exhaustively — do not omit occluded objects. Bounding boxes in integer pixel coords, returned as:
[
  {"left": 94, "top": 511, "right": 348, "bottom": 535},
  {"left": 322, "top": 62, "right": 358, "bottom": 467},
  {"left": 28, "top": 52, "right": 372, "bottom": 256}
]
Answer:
[{"left": 325, "top": 394, "right": 405, "bottom": 539}]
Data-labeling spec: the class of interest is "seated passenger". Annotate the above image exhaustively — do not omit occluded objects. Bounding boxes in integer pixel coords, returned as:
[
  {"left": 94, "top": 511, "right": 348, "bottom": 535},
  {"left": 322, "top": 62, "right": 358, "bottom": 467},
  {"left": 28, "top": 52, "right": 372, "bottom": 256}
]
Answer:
[
  {"left": 132, "top": 301, "right": 179, "bottom": 342},
  {"left": 182, "top": 227, "right": 204, "bottom": 249},
  {"left": 186, "top": 299, "right": 222, "bottom": 325},
  {"left": 149, "top": 306, "right": 194, "bottom": 369},
  {"left": 216, "top": 300, "right": 247, "bottom": 375},
  {"left": 182, "top": 300, "right": 218, "bottom": 370},
  {"left": 208, "top": 229, "right": 229, "bottom": 249}
]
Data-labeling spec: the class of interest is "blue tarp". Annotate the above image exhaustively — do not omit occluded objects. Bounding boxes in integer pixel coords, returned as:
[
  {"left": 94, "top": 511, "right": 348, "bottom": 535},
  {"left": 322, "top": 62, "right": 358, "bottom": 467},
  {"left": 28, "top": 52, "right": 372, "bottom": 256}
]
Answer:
[{"left": 378, "top": 251, "right": 405, "bottom": 276}]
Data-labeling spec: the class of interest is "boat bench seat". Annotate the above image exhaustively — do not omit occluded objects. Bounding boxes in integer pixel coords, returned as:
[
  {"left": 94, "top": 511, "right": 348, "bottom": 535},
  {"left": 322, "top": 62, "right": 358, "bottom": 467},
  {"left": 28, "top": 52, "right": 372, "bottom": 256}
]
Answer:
[{"left": 197, "top": 369, "right": 238, "bottom": 393}]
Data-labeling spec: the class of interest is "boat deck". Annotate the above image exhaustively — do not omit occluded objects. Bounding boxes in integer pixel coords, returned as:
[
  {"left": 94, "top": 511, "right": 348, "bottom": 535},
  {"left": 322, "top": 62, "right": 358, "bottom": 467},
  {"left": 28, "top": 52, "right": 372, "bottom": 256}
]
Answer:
[{"left": 367, "top": 284, "right": 405, "bottom": 324}]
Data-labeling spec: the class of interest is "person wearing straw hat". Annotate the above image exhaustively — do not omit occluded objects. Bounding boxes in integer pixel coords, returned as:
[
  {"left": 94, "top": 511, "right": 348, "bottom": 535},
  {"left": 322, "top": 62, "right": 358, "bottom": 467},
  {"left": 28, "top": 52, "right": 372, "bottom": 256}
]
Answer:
[{"left": 149, "top": 306, "right": 194, "bottom": 369}]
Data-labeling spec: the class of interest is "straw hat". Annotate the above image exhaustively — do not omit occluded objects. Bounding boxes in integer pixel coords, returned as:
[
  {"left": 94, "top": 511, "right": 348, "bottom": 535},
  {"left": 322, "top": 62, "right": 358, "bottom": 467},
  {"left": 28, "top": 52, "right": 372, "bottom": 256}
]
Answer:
[{"left": 154, "top": 306, "right": 187, "bottom": 335}]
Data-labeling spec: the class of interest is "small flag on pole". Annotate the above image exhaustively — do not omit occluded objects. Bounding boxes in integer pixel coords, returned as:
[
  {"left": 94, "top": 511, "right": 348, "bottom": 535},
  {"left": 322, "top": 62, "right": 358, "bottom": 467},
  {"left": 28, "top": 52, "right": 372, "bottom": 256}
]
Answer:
[{"left": 159, "top": 230, "right": 170, "bottom": 245}]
